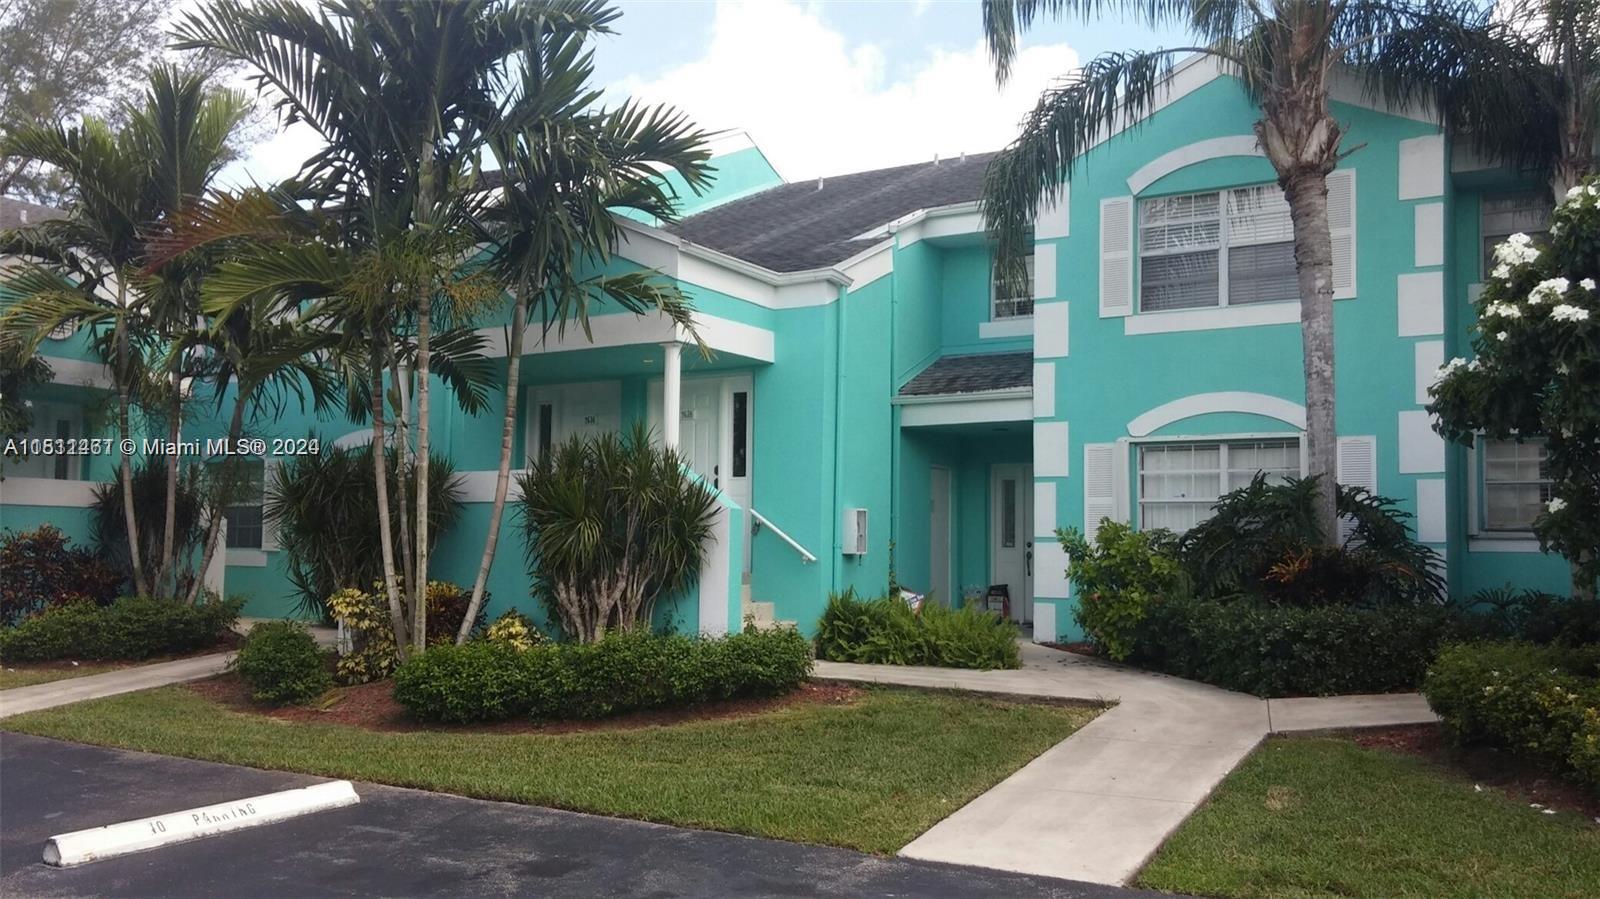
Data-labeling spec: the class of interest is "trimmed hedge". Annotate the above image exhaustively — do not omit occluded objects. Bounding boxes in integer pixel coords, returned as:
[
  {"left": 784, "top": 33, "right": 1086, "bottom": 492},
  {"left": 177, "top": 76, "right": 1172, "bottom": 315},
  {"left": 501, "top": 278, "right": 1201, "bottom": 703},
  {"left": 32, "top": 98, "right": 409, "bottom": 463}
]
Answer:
[
  {"left": 0, "top": 596, "right": 242, "bottom": 662},
  {"left": 1130, "top": 595, "right": 1464, "bottom": 697},
  {"left": 814, "top": 590, "right": 1021, "bottom": 670},
  {"left": 232, "top": 621, "right": 331, "bottom": 705},
  {"left": 392, "top": 627, "right": 812, "bottom": 724},
  {"left": 1425, "top": 642, "right": 1600, "bottom": 794}
]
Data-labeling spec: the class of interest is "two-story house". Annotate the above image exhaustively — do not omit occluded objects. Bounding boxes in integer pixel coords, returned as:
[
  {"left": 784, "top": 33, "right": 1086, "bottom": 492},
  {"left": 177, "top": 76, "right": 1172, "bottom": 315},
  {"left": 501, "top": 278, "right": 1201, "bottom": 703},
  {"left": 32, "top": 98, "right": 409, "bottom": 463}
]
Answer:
[{"left": 2, "top": 59, "right": 1575, "bottom": 640}]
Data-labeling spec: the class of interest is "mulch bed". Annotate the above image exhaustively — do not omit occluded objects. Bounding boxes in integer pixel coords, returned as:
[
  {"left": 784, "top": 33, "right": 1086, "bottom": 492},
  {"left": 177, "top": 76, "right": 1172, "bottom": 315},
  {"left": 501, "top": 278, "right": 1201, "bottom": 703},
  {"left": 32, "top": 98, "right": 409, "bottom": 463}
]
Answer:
[
  {"left": 1348, "top": 724, "right": 1600, "bottom": 822},
  {"left": 186, "top": 674, "right": 865, "bottom": 735},
  {"left": 1039, "top": 641, "right": 1099, "bottom": 657}
]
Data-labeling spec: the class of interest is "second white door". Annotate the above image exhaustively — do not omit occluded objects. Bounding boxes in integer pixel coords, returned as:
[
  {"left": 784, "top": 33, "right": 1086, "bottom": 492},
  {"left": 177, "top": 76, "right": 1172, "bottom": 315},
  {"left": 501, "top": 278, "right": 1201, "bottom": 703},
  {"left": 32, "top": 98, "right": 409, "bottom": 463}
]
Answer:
[{"left": 990, "top": 464, "right": 1034, "bottom": 624}]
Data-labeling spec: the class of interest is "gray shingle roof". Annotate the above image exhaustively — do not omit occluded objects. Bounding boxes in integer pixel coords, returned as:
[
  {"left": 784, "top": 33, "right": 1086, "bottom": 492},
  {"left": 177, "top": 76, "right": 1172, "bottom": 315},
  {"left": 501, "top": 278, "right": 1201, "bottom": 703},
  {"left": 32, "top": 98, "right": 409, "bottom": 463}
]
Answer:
[
  {"left": 898, "top": 352, "right": 1032, "bottom": 397},
  {"left": 0, "top": 197, "right": 66, "bottom": 230},
  {"left": 668, "top": 152, "right": 997, "bottom": 272}
]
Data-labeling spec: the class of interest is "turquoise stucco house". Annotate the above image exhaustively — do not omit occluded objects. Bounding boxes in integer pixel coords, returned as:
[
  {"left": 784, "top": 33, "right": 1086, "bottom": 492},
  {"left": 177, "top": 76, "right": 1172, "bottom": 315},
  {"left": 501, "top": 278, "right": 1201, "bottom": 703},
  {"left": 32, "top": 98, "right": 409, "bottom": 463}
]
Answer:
[{"left": 1, "top": 59, "right": 1575, "bottom": 641}]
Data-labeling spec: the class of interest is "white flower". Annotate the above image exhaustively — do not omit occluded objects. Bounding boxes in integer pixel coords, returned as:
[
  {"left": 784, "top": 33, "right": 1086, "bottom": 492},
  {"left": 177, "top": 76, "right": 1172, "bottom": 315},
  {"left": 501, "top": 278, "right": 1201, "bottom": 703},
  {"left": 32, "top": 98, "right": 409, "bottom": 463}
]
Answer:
[
  {"left": 1496, "top": 330, "right": 1509, "bottom": 341},
  {"left": 1467, "top": 358, "right": 1481, "bottom": 371},
  {"left": 1494, "top": 233, "right": 1542, "bottom": 267},
  {"left": 1492, "top": 263, "right": 1512, "bottom": 280},
  {"left": 1567, "top": 185, "right": 1586, "bottom": 200},
  {"left": 1529, "top": 277, "right": 1570, "bottom": 305},
  {"left": 1548, "top": 497, "right": 1567, "bottom": 514},
  {"left": 1483, "top": 302, "right": 1522, "bottom": 319},
  {"left": 1582, "top": 278, "right": 1597, "bottom": 291},
  {"left": 1551, "top": 304, "right": 1590, "bottom": 322}
]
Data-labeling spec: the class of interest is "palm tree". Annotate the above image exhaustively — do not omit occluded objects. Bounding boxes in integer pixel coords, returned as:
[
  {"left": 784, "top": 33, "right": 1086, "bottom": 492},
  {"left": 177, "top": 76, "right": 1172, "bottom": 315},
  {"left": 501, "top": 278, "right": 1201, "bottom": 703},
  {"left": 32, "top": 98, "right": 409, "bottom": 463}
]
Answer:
[
  {"left": 0, "top": 64, "right": 248, "bottom": 595},
  {"left": 173, "top": 0, "right": 578, "bottom": 655},
  {"left": 1364, "top": 0, "right": 1597, "bottom": 197},
  {"left": 980, "top": 0, "right": 1494, "bottom": 543},
  {"left": 456, "top": 11, "right": 715, "bottom": 644}
]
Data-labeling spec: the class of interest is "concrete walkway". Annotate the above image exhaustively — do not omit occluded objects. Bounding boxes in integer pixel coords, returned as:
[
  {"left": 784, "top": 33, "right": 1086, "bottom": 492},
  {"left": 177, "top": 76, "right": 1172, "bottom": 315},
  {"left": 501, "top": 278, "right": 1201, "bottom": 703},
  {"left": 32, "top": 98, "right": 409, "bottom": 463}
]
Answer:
[
  {"left": 814, "top": 642, "right": 1439, "bottom": 886},
  {"left": 0, "top": 653, "right": 233, "bottom": 718}
]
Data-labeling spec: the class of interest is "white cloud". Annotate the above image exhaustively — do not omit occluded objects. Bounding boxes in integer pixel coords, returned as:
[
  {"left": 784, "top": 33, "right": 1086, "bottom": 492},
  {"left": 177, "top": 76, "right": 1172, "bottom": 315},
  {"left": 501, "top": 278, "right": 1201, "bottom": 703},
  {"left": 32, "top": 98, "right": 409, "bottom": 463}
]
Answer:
[{"left": 610, "top": 0, "right": 1079, "bottom": 179}]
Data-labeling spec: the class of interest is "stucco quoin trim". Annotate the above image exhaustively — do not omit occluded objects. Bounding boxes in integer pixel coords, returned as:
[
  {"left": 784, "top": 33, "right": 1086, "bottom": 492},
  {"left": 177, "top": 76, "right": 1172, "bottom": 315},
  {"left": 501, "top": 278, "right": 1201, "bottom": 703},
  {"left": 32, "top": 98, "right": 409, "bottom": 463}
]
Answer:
[
  {"left": 1126, "top": 135, "right": 1264, "bottom": 195},
  {"left": 1126, "top": 391, "right": 1306, "bottom": 438}
]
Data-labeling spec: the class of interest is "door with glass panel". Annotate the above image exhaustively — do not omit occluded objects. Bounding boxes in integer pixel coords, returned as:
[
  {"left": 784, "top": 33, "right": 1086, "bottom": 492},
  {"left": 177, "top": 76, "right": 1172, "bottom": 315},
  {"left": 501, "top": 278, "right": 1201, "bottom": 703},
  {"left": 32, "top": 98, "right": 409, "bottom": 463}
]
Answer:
[{"left": 990, "top": 464, "right": 1033, "bottom": 624}]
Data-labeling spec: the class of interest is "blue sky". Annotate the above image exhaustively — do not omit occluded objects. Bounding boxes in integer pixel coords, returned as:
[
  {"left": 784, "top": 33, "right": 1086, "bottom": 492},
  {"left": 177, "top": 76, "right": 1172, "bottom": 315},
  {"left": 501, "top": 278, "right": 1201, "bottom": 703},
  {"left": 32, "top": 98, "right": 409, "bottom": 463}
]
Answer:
[{"left": 226, "top": 0, "right": 1184, "bottom": 187}]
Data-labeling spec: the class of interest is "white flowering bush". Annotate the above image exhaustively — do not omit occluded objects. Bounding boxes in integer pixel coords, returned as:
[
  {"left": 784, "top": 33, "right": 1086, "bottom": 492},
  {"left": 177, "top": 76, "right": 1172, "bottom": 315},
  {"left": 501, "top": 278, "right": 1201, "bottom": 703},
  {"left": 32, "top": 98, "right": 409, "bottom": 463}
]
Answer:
[{"left": 1430, "top": 177, "right": 1600, "bottom": 596}]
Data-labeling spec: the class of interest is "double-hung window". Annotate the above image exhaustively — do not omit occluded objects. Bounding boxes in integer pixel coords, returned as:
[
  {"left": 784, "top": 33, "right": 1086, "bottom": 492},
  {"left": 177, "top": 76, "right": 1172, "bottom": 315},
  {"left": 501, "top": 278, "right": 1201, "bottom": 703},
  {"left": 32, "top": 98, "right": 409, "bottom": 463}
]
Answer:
[
  {"left": 1138, "top": 439, "right": 1300, "bottom": 532},
  {"left": 991, "top": 255, "right": 1035, "bottom": 319},
  {"left": 1481, "top": 438, "right": 1551, "bottom": 532},
  {"left": 1139, "top": 184, "right": 1297, "bottom": 312},
  {"left": 219, "top": 460, "right": 265, "bottom": 550}
]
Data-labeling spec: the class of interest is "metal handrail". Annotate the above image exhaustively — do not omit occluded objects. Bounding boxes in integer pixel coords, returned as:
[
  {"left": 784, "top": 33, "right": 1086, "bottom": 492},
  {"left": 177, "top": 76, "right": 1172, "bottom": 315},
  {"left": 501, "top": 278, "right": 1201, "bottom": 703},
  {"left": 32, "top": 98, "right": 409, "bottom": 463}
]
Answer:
[{"left": 749, "top": 508, "right": 818, "bottom": 563}]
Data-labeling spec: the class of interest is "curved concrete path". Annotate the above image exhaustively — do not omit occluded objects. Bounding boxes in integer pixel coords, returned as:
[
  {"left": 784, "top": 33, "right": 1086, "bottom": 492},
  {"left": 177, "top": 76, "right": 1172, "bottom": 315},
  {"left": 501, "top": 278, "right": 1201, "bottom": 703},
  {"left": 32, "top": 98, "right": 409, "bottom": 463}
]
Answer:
[
  {"left": 814, "top": 642, "right": 1438, "bottom": 886},
  {"left": 0, "top": 653, "right": 235, "bottom": 718}
]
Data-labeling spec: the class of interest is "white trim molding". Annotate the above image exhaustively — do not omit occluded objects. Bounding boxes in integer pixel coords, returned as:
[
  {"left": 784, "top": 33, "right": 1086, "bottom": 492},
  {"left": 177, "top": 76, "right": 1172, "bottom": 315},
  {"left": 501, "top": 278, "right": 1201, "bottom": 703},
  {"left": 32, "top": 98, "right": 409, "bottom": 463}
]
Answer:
[
  {"left": 43, "top": 356, "right": 114, "bottom": 389},
  {"left": 1126, "top": 135, "right": 1265, "bottom": 195},
  {"left": 479, "top": 309, "right": 775, "bottom": 364},
  {"left": 979, "top": 317, "right": 1033, "bottom": 340},
  {"left": 896, "top": 389, "right": 1034, "bottom": 427},
  {"left": 1124, "top": 300, "right": 1300, "bottom": 335},
  {"left": 0, "top": 476, "right": 98, "bottom": 507},
  {"left": 1397, "top": 134, "right": 1446, "bottom": 200},
  {"left": 1126, "top": 392, "right": 1306, "bottom": 438},
  {"left": 225, "top": 548, "right": 268, "bottom": 568},
  {"left": 455, "top": 468, "right": 531, "bottom": 504}
]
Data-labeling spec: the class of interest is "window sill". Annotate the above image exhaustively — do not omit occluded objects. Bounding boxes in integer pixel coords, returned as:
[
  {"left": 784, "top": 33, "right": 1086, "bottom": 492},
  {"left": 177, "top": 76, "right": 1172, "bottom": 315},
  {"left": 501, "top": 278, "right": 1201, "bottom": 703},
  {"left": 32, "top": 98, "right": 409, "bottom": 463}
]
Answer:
[
  {"left": 1124, "top": 301, "right": 1300, "bottom": 335},
  {"left": 979, "top": 317, "right": 1033, "bottom": 339},
  {"left": 1467, "top": 535, "right": 1542, "bottom": 553},
  {"left": 225, "top": 548, "right": 268, "bottom": 567}
]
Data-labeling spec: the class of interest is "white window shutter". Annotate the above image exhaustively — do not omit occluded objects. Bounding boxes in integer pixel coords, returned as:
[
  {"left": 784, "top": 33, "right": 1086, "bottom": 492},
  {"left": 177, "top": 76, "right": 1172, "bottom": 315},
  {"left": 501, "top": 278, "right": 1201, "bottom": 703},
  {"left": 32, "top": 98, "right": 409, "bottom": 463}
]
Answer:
[
  {"left": 1083, "top": 443, "right": 1118, "bottom": 544},
  {"left": 1099, "top": 197, "right": 1134, "bottom": 317},
  {"left": 1335, "top": 435, "right": 1377, "bottom": 542},
  {"left": 1327, "top": 168, "right": 1357, "bottom": 299},
  {"left": 261, "top": 459, "right": 281, "bottom": 552}
]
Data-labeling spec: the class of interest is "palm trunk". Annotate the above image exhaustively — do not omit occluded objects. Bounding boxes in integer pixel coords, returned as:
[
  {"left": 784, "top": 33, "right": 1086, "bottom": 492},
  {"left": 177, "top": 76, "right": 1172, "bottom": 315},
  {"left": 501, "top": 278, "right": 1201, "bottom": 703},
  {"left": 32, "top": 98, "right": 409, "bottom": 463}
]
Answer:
[
  {"left": 113, "top": 288, "right": 148, "bottom": 597},
  {"left": 1575, "top": 554, "right": 1596, "bottom": 603},
  {"left": 458, "top": 283, "right": 529, "bottom": 643},
  {"left": 185, "top": 393, "right": 247, "bottom": 605},
  {"left": 371, "top": 335, "right": 409, "bottom": 659},
  {"left": 1283, "top": 169, "right": 1339, "bottom": 544},
  {"left": 156, "top": 377, "right": 181, "bottom": 595},
  {"left": 388, "top": 349, "right": 416, "bottom": 593},
  {"left": 412, "top": 294, "right": 431, "bottom": 653}
]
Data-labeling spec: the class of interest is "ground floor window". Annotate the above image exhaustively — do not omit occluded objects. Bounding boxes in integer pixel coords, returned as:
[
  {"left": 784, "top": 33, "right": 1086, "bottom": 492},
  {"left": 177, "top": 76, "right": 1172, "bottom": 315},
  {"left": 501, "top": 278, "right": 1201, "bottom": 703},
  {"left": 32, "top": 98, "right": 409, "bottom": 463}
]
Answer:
[
  {"left": 6, "top": 402, "right": 83, "bottom": 479},
  {"left": 1481, "top": 437, "right": 1551, "bottom": 532},
  {"left": 1138, "top": 439, "right": 1300, "bottom": 532}
]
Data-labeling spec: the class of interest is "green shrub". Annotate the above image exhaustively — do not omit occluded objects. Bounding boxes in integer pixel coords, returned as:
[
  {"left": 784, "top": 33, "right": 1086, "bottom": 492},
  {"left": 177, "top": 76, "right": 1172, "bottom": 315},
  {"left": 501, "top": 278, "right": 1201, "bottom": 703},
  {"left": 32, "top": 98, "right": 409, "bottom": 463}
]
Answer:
[
  {"left": 1457, "top": 587, "right": 1600, "bottom": 646},
  {"left": 393, "top": 626, "right": 812, "bottom": 724},
  {"left": 0, "top": 595, "right": 241, "bottom": 662},
  {"left": 1425, "top": 642, "right": 1600, "bottom": 793},
  {"left": 232, "top": 621, "right": 332, "bottom": 705},
  {"left": 1057, "top": 521, "right": 1182, "bottom": 660},
  {"left": 814, "top": 589, "right": 1020, "bottom": 670},
  {"left": 1, "top": 525, "right": 125, "bottom": 625},
  {"left": 1131, "top": 595, "right": 1463, "bottom": 696},
  {"left": 89, "top": 456, "right": 205, "bottom": 587}
]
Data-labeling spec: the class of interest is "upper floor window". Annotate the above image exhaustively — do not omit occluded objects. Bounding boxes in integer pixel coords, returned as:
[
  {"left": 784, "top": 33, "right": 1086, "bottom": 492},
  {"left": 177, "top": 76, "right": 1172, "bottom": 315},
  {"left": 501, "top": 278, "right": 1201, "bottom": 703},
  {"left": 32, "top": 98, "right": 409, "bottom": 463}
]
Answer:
[
  {"left": 215, "top": 459, "right": 265, "bottom": 549},
  {"left": 6, "top": 402, "right": 82, "bottom": 479},
  {"left": 1481, "top": 192, "right": 1551, "bottom": 278},
  {"left": 1482, "top": 437, "right": 1551, "bottom": 532},
  {"left": 1138, "top": 184, "right": 1297, "bottom": 312},
  {"left": 1139, "top": 438, "right": 1300, "bottom": 532},
  {"left": 991, "top": 255, "right": 1034, "bottom": 319}
]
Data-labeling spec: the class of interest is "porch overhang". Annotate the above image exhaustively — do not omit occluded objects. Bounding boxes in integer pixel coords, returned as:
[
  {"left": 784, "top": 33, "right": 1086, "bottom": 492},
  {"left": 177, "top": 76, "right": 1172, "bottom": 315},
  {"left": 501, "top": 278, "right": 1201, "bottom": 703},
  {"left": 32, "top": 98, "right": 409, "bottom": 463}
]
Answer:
[
  {"left": 475, "top": 309, "right": 774, "bottom": 365},
  {"left": 894, "top": 388, "right": 1033, "bottom": 428}
]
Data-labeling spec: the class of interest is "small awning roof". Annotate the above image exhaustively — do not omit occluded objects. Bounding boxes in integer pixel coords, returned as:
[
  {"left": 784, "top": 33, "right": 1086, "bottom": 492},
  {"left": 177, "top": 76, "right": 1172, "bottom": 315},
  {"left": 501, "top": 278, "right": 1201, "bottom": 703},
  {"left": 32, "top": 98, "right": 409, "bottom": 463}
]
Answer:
[{"left": 898, "top": 352, "right": 1031, "bottom": 398}]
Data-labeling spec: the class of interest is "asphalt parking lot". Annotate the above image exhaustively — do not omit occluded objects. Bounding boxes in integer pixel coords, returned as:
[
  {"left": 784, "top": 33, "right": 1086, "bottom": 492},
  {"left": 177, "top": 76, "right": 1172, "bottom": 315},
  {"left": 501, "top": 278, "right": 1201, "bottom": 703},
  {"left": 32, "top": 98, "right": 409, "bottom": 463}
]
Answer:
[{"left": 0, "top": 732, "right": 1172, "bottom": 898}]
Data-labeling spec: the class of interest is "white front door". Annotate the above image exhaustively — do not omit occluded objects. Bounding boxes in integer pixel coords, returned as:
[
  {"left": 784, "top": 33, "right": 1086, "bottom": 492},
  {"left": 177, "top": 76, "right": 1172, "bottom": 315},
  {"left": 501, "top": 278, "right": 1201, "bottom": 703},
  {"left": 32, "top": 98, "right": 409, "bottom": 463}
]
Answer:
[
  {"left": 990, "top": 464, "right": 1034, "bottom": 624},
  {"left": 929, "top": 466, "right": 953, "bottom": 606},
  {"left": 649, "top": 375, "right": 755, "bottom": 571}
]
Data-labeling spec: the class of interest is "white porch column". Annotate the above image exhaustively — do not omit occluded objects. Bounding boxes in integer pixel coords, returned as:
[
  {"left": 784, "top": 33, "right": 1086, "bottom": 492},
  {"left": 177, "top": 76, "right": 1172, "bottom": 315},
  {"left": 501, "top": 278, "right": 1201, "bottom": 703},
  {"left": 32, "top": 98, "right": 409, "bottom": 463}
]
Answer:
[{"left": 661, "top": 341, "right": 682, "bottom": 449}]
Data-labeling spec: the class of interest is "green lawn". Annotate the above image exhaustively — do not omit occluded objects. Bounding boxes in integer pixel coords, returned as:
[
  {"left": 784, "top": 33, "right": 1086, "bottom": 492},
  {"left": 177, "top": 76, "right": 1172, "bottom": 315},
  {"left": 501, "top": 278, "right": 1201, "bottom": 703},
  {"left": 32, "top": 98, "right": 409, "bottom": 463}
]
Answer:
[
  {"left": 2, "top": 684, "right": 1096, "bottom": 853},
  {"left": 0, "top": 662, "right": 126, "bottom": 690},
  {"left": 1139, "top": 735, "right": 1600, "bottom": 899}
]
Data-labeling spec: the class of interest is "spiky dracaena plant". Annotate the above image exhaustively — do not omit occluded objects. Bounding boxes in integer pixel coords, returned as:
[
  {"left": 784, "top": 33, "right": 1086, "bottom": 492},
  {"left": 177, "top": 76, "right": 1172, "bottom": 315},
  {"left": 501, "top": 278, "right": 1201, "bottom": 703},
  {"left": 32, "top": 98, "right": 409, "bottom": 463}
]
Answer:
[{"left": 516, "top": 422, "right": 718, "bottom": 643}]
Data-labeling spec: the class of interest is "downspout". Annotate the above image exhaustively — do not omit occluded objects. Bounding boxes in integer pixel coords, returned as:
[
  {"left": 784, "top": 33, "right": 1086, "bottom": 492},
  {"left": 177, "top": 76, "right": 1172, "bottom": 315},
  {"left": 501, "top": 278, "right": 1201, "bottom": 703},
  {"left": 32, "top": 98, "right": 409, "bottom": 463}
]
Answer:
[
  {"left": 829, "top": 281, "right": 848, "bottom": 593},
  {"left": 886, "top": 228, "right": 901, "bottom": 594}
]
